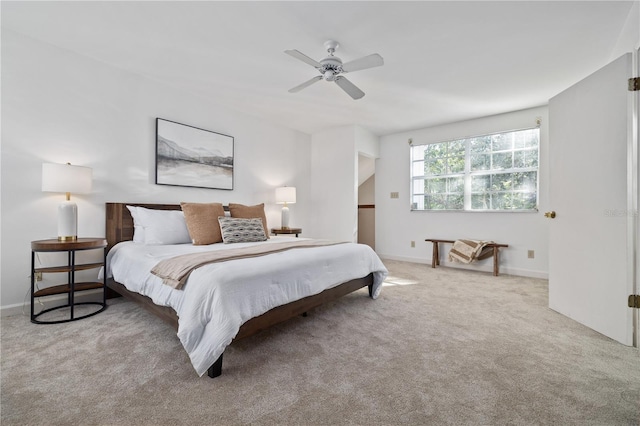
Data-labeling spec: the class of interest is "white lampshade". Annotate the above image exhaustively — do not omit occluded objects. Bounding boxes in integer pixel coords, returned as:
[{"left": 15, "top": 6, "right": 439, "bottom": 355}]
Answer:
[
  {"left": 275, "top": 186, "right": 296, "bottom": 205},
  {"left": 42, "top": 163, "right": 92, "bottom": 241},
  {"left": 42, "top": 163, "right": 92, "bottom": 194}
]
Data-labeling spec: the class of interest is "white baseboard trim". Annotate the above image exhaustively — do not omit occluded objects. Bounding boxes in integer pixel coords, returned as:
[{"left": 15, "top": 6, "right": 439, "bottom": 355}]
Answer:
[
  {"left": 378, "top": 254, "right": 548, "bottom": 280},
  {"left": 1, "top": 302, "right": 28, "bottom": 318},
  {"left": 1, "top": 290, "right": 104, "bottom": 318},
  {"left": 379, "top": 254, "right": 430, "bottom": 265}
]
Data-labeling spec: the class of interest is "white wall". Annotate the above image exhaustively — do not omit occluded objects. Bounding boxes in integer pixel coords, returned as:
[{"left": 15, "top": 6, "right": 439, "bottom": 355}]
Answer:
[
  {"left": 376, "top": 106, "right": 550, "bottom": 278},
  {"left": 309, "top": 125, "right": 380, "bottom": 242},
  {"left": 1, "top": 31, "right": 312, "bottom": 310},
  {"left": 609, "top": 0, "right": 640, "bottom": 61},
  {"left": 358, "top": 175, "right": 375, "bottom": 206},
  {"left": 355, "top": 126, "right": 380, "bottom": 159},
  {"left": 309, "top": 126, "right": 358, "bottom": 241}
]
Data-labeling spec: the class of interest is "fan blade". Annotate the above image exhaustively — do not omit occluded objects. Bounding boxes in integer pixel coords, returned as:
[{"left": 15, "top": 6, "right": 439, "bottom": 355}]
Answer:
[
  {"left": 288, "top": 75, "right": 323, "bottom": 93},
  {"left": 334, "top": 76, "right": 365, "bottom": 100},
  {"left": 284, "top": 49, "right": 322, "bottom": 68},
  {"left": 342, "top": 53, "right": 384, "bottom": 73}
]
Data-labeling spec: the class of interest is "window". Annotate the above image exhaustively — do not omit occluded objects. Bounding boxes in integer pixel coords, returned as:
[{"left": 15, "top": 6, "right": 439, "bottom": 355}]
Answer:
[{"left": 411, "top": 127, "right": 539, "bottom": 211}]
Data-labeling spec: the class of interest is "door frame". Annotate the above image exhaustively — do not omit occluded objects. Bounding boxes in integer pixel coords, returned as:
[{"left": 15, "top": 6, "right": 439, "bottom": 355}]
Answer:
[{"left": 632, "top": 48, "right": 639, "bottom": 347}]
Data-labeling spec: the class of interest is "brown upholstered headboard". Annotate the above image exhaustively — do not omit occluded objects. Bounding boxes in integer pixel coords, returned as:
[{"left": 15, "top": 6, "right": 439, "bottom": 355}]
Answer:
[{"left": 105, "top": 203, "right": 182, "bottom": 252}]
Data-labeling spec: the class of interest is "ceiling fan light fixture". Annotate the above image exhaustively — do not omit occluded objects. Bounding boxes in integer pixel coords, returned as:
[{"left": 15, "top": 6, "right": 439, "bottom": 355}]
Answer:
[{"left": 285, "top": 40, "right": 383, "bottom": 100}]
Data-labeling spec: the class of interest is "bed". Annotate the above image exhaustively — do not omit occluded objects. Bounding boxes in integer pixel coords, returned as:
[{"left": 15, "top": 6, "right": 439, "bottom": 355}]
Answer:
[{"left": 105, "top": 202, "right": 387, "bottom": 378}]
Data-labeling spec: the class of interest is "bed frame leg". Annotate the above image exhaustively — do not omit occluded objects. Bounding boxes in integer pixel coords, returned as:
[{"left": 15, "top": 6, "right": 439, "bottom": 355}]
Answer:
[
  {"left": 368, "top": 284, "right": 373, "bottom": 298},
  {"left": 207, "top": 353, "right": 224, "bottom": 378}
]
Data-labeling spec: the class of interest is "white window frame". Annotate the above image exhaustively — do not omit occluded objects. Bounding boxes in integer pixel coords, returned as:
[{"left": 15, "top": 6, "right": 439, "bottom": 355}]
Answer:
[{"left": 410, "top": 127, "right": 540, "bottom": 212}]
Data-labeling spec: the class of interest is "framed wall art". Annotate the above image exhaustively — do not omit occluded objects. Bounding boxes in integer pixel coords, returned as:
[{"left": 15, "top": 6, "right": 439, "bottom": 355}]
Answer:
[{"left": 155, "top": 118, "right": 234, "bottom": 190}]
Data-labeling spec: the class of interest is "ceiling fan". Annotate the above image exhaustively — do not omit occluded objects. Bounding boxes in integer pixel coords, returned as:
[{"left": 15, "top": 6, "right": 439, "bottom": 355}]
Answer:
[{"left": 285, "top": 40, "right": 384, "bottom": 100}]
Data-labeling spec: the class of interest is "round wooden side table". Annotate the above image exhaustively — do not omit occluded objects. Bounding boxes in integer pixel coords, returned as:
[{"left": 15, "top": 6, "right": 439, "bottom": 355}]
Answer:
[{"left": 30, "top": 237, "right": 108, "bottom": 324}]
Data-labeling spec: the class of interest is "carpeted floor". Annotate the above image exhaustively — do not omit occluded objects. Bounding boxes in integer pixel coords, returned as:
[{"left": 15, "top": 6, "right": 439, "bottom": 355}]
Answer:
[{"left": 1, "top": 260, "right": 639, "bottom": 425}]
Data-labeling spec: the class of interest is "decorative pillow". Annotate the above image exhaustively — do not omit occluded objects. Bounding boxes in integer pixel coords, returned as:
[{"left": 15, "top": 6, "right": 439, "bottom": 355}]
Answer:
[
  {"left": 128, "top": 206, "right": 191, "bottom": 245},
  {"left": 228, "top": 203, "right": 269, "bottom": 239},
  {"left": 180, "top": 202, "right": 225, "bottom": 245},
  {"left": 126, "top": 205, "right": 145, "bottom": 243},
  {"left": 218, "top": 217, "right": 267, "bottom": 244}
]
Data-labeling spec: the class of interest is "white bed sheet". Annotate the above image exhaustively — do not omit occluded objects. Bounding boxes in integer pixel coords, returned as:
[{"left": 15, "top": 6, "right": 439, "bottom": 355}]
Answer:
[{"left": 107, "top": 237, "right": 387, "bottom": 376}]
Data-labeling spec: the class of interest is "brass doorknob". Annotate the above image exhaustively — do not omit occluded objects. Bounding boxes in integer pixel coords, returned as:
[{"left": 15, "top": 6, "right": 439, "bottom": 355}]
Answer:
[{"left": 544, "top": 211, "right": 556, "bottom": 219}]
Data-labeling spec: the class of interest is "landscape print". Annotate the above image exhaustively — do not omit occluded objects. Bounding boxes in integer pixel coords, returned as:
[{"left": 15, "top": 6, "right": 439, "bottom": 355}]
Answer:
[{"left": 156, "top": 118, "right": 234, "bottom": 190}]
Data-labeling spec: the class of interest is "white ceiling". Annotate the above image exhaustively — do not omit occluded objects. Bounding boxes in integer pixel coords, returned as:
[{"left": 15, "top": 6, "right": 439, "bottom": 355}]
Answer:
[{"left": 2, "top": 1, "right": 635, "bottom": 136}]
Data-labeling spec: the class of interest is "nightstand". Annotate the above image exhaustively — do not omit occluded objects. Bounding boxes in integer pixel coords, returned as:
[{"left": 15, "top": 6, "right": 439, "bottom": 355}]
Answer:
[
  {"left": 30, "top": 237, "right": 108, "bottom": 324},
  {"left": 271, "top": 228, "right": 302, "bottom": 237}
]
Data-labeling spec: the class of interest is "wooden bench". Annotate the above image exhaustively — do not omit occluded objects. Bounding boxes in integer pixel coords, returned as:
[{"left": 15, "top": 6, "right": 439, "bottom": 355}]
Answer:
[{"left": 425, "top": 239, "right": 509, "bottom": 276}]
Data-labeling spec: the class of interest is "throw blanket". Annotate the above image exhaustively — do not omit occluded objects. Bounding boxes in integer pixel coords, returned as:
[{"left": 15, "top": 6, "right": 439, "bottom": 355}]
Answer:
[
  {"left": 448, "top": 239, "right": 493, "bottom": 264},
  {"left": 151, "top": 240, "right": 346, "bottom": 289}
]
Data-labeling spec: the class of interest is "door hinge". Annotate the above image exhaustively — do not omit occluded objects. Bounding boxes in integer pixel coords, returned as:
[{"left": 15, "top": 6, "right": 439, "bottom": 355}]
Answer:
[
  {"left": 629, "top": 77, "right": 640, "bottom": 91},
  {"left": 629, "top": 294, "right": 640, "bottom": 308}
]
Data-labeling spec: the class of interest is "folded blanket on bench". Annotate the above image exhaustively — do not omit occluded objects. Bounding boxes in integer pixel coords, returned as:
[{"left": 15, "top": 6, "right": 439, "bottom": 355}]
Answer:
[{"left": 448, "top": 239, "right": 493, "bottom": 264}]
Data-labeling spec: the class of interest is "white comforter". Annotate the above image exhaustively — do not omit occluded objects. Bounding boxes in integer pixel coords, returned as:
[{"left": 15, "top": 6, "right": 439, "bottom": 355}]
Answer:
[{"left": 107, "top": 237, "right": 388, "bottom": 376}]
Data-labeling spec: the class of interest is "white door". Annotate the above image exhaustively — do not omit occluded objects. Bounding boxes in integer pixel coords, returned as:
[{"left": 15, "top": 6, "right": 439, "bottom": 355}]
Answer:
[{"left": 548, "top": 53, "right": 634, "bottom": 345}]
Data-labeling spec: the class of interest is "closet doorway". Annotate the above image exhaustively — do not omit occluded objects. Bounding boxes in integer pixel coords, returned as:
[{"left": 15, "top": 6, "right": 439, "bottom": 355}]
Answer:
[{"left": 358, "top": 154, "right": 376, "bottom": 250}]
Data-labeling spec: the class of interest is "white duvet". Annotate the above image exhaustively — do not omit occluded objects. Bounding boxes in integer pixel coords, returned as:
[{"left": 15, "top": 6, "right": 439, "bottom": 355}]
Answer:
[{"left": 107, "top": 237, "right": 388, "bottom": 376}]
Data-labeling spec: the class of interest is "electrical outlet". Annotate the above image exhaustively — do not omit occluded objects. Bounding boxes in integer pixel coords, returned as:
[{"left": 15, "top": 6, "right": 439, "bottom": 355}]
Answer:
[
  {"left": 390, "top": 192, "right": 399, "bottom": 199},
  {"left": 411, "top": 241, "right": 415, "bottom": 248},
  {"left": 35, "top": 272, "right": 43, "bottom": 281},
  {"left": 527, "top": 250, "right": 535, "bottom": 259}
]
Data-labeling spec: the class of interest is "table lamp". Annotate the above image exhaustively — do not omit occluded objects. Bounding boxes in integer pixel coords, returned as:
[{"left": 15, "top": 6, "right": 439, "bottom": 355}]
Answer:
[
  {"left": 42, "top": 162, "right": 92, "bottom": 241},
  {"left": 275, "top": 186, "right": 296, "bottom": 229}
]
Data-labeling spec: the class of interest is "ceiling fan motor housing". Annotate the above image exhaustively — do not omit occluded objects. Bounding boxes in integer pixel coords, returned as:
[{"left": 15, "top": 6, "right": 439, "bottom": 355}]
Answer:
[{"left": 320, "top": 56, "right": 343, "bottom": 81}]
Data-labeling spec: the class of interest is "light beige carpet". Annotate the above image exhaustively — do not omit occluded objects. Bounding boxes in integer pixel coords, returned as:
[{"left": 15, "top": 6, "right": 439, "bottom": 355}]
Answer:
[{"left": 2, "top": 260, "right": 639, "bottom": 425}]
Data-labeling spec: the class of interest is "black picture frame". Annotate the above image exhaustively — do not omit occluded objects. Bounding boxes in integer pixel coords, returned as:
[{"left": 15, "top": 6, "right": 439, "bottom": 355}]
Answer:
[{"left": 155, "top": 118, "right": 234, "bottom": 190}]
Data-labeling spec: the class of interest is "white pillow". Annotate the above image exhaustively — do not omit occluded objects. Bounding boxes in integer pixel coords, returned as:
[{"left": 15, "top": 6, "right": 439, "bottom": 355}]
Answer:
[
  {"left": 126, "top": 206, "right": 191, "bottom": 245},
  {"left": 126, "top": 205, "right": 145, "bottom": 243}
]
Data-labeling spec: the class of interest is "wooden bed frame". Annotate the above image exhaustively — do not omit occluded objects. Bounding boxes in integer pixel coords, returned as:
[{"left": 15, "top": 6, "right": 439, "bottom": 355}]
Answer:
[{"left": 105, "top": 202, "right": 374, "bottom": 378}]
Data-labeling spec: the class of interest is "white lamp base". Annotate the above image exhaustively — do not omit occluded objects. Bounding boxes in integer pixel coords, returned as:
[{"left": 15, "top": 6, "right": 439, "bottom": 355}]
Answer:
[
  {"left": 281, "top": 205, "right": 290, "bottom": 229},
  {"left": 58, "top": 201, "right": 78, "bottom": 241}
]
